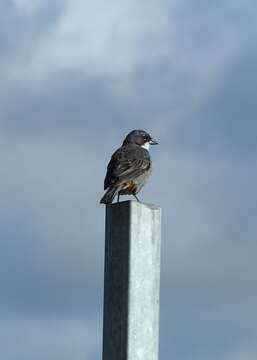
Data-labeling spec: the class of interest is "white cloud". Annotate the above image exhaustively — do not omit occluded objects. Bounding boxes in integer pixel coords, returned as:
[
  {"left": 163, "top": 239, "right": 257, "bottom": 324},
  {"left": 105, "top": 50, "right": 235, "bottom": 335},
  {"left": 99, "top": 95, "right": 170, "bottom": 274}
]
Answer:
[
  {"left": 6, "top": 0, "right": 250, "bottom": 109},
  {"left": 13, "top": 0, "right": 172, "bottom": 80}
]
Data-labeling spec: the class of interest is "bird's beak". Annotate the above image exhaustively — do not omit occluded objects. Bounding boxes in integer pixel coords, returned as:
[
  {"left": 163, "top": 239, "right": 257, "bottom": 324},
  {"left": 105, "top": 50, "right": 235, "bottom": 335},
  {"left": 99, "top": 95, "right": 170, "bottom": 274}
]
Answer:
[{"left": 150, "top": 139, "right": 158, "bottom": 145}]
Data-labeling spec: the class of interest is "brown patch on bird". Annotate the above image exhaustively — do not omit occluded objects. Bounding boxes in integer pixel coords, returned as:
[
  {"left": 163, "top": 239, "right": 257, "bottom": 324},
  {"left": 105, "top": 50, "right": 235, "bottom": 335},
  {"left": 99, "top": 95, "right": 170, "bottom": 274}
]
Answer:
[{"left": 124, "top": 180, "right": 137, "bottom": 193}]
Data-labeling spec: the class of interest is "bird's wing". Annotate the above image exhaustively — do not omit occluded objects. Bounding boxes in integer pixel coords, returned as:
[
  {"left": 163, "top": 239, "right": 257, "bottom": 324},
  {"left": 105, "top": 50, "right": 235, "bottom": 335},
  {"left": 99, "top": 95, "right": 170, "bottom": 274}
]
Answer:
[{"left": 104, "top": 144, "right": 151, "bottom": 189}]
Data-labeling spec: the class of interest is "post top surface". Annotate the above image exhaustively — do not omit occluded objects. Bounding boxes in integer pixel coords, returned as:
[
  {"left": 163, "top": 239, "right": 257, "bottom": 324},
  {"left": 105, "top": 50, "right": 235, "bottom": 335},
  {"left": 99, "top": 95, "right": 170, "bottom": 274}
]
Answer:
[{"left": 106, "top": 200, "right": 161, "bottom": 211}]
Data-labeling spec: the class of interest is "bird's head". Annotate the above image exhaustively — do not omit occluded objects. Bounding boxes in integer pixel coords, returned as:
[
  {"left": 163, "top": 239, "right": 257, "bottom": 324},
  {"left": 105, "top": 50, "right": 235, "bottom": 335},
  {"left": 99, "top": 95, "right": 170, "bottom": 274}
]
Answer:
[{"left": 122, "top": 130, "right": 158, "bottom": 150}]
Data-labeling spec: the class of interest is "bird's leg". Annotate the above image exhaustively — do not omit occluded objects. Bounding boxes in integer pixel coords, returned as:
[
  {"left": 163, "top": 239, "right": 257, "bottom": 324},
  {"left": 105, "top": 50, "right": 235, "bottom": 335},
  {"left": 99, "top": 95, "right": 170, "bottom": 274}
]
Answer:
[
  {"left": 117, "top": 192, "right": 120, "bottom": 203},
  {"left": 133, "top": 193, "right": 140, "bottom": 202}
]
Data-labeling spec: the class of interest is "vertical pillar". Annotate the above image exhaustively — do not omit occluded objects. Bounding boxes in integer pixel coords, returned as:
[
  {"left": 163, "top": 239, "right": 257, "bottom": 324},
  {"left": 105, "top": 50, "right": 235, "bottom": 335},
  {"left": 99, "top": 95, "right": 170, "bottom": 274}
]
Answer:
[{"left": 102, "top": 200, "right": 161, "bottom": 360}]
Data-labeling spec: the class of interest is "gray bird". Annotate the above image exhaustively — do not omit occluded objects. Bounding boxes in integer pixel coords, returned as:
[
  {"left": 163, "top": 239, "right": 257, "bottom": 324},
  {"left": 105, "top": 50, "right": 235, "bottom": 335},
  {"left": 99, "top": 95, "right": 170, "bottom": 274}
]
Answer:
[{"left": 100, "top": 130, "right": 158, "bottom": 204}]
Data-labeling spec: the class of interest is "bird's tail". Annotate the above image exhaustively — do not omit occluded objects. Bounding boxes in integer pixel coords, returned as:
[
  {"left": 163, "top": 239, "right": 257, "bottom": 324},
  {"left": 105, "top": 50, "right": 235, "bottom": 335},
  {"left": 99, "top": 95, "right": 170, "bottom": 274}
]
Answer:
[{"left": 100, "top": 187, "right": 118, "bottom": 204}]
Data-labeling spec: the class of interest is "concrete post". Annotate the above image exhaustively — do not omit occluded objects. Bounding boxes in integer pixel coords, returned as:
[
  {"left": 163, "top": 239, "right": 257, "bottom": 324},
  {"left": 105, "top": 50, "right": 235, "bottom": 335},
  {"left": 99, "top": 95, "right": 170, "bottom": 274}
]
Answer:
[{"left": 102, "top": 200, "right": 161, "bottom": 360}]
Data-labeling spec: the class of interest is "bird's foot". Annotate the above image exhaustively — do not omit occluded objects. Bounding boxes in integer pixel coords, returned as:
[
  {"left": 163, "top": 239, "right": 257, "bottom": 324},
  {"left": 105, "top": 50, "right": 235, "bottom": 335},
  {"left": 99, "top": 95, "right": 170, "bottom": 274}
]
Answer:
[{"left": 133, "top": 193, "right": 140, "bottom": 202}]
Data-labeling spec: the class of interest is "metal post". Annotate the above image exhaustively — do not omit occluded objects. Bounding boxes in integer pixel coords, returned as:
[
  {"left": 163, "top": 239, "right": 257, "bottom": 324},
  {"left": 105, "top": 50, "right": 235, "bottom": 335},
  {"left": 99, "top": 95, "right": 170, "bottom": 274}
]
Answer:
[{"left": 102, "top": 200, "right": 161, "bottom": 360}]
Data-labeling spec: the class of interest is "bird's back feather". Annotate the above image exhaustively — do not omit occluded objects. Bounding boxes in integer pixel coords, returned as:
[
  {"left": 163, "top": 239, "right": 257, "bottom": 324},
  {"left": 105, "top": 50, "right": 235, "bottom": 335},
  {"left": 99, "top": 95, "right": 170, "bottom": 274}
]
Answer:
[{"left": 104, "top": 144, "right": 151, "bottom": 190}]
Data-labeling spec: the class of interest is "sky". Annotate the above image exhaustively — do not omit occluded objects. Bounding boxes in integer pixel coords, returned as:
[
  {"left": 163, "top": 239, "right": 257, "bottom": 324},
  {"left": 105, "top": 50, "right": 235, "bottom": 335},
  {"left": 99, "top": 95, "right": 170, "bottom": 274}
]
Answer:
[{"left": 1, "top": 0, "right": 257, "bottom": 359}]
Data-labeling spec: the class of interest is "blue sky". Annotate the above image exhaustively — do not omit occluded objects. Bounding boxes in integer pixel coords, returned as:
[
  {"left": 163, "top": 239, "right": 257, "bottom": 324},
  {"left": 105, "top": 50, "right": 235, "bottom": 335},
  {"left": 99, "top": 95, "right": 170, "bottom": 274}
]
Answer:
[{"left": 1, "top": 0, "right": 257, "bottom": 359}]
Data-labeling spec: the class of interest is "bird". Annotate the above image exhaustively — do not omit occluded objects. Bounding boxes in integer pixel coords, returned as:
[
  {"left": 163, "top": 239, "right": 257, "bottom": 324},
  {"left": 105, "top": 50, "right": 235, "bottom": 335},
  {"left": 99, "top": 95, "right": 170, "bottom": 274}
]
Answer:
[{"left": 100, "top": 130, "right": 158, "bottom": 204}]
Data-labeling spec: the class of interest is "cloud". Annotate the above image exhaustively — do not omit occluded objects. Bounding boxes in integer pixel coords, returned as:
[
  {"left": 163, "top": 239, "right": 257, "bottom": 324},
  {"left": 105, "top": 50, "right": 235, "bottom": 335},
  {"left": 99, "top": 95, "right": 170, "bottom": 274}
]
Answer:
[
  {"left": 6, "top": 0, "right": 255, "bottom": 98},
  {"left": 12, "top": 0, "right": 46, "bottom": 13},
  {"left": 0, "top": 133, "right": 106, "bottom": 315},
  {"left": 225, "top": 350, "right": 257, "bottom": 360},
  {"left": 8, "top": 0, "right": 172, "bottom": 81},
  {"left": 0, "top": 313, "right": 100, "bottom": 360}
]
